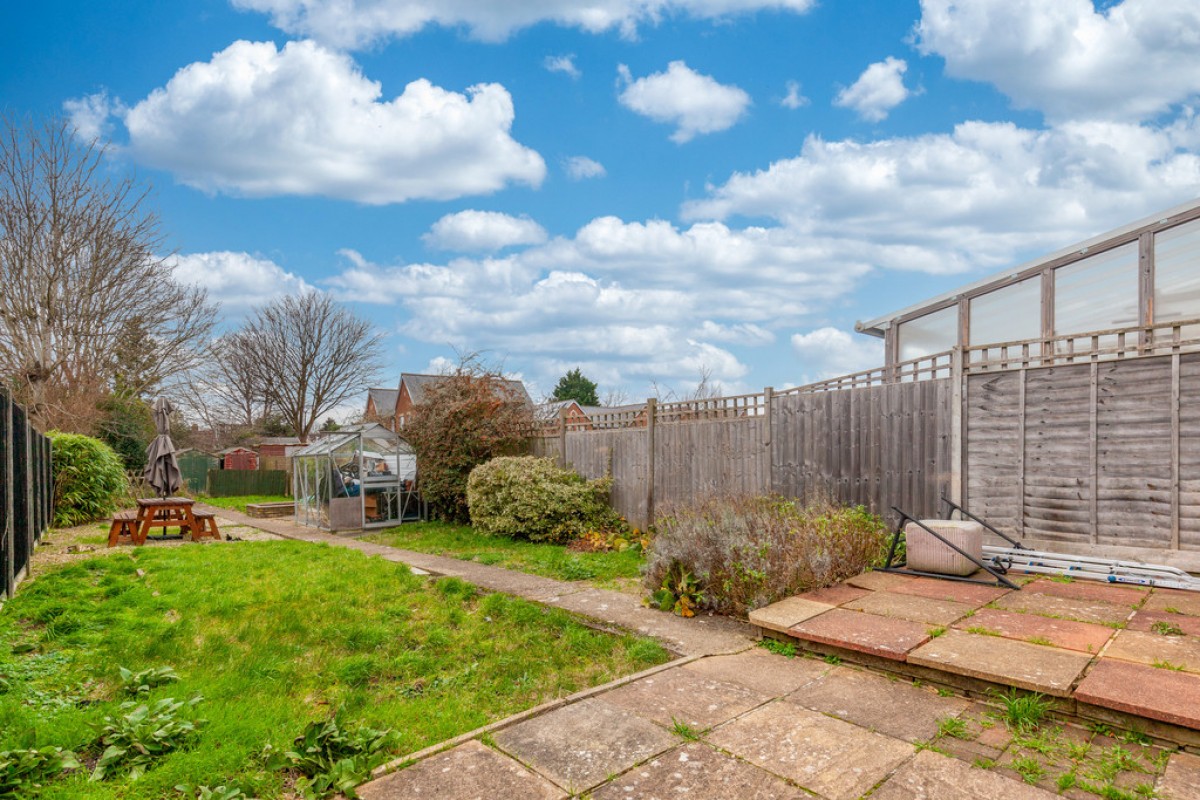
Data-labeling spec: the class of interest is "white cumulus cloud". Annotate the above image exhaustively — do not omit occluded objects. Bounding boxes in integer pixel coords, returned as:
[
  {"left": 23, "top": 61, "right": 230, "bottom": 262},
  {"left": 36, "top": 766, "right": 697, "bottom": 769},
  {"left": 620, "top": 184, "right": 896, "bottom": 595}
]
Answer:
[
  {"left": 617, "top": 61, "right": 751, "bottom": 143},
  {"left": 170, "top": 251, "right": 313, "bottom": 314},
  {"left": 916, "top": 0, "right": 1200, "bottom": 122},
  {"left": 685, "top": 117, "right": 1200, "bottom": 276},
  {"left": 423, "top": 210, "right": 548, "bottom": 252},
  {"left": 543, "top": 54, "right": 581, "bottom": 78},
  {"left": 234, "top": 0, "right": 816, "bottom": 48},
  {"left": 780, "top": 80, "right": 809, "bottom": 110},
  {"left": 790, "top": 327, "right": 884, "bottom": 382},
  {"left": 834, "top": 57, "right": 910, "bottom": 122},
  {"left": 564, "top": 156, "right": 607, "bottom": 180},
  {"left": 96, "top": 39, "right": 544, "bottom": 204}
]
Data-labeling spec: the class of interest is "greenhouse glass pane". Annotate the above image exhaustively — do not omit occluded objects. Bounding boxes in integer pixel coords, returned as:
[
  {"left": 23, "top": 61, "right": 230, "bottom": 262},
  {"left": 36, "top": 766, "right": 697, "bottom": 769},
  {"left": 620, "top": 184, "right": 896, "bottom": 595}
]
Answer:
[
  {"left": 898, "top": 305, "right": 957, "bottom": 361},
  {"left": 1155, "top": 219, "right": 1200, "bottom": 337},
  {"left": 969, "top": 276, "right": 1041, "bottom": 346},
  {"left": 1053, "top": 243, "right": 1138, "bottom": 336}
]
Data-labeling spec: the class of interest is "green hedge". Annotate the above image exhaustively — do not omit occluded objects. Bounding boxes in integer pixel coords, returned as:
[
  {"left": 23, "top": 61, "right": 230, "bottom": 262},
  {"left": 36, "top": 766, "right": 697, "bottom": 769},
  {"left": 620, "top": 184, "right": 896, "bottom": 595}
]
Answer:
[{"left": 48, "top": 431, "right": 128, "bottom": 527}]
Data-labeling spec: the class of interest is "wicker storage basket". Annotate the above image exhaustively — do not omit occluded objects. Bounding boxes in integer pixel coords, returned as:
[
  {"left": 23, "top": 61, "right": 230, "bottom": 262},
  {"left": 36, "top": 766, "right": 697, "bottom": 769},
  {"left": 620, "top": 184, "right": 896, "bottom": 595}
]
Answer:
[{"left": 905, "top": 519, "right": 983, "bottom": 576}]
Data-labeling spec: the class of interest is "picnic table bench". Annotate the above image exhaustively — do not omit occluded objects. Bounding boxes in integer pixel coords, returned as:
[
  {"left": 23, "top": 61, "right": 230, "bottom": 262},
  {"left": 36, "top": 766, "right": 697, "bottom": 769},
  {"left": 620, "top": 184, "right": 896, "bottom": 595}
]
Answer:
[{"left": 107, "top": 498, "right": 221, "bottom": 547}]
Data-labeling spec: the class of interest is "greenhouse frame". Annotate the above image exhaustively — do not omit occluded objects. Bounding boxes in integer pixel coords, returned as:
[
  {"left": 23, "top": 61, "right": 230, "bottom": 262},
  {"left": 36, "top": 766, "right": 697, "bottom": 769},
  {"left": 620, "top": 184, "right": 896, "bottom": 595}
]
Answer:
[{"left": 293, "top": 423, "right": 423, "bottom": 532}]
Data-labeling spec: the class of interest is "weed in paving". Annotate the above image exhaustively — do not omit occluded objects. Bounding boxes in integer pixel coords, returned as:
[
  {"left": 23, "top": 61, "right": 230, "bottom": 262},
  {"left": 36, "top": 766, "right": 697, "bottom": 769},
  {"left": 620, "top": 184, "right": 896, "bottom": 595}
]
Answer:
[
  {"left": 758, "top": 639, "right": 797, "bottom": 658},
  {"left": 669, "top": 718, "right": 704, "bottom": 741},
  {"left": 1149, "top": 621, "right": 1184, "bottom": 636},
  {"left": 993, "top": 689, "right": 1052, "bottom": 732},
  {"left": 936, "top": 716, "right": 971, "bottom": 741}
]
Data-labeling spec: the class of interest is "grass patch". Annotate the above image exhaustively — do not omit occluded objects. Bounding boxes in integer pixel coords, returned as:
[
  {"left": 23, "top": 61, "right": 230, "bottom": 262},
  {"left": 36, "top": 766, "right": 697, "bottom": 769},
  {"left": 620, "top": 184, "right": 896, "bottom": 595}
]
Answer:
[
  {"left": 758, "top": 639, "right": 797, "bottom": 658},
  {"left": 0, "top": 541, "right": 668, "bottom": 798},
  {"left": 993, "top": 689, "right": 1052, "bottom": 732},
  {"left": 364, "top": 521, "right": 645, "bottom": 584},
  {"left": 197, "top": 495, "right": 292, "bottom": 514}
]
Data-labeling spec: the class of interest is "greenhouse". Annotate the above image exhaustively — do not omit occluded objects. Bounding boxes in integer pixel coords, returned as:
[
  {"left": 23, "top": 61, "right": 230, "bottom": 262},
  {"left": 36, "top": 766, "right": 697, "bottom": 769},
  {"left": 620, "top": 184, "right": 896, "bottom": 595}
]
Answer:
[{"left": 293, "top": 423, "right": 423, "bottom": 532}]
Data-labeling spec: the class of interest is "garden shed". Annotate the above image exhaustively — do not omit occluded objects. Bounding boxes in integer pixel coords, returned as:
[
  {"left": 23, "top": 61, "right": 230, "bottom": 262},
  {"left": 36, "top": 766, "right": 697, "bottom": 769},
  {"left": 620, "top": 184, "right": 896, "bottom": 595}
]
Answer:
[{"left": 292, "top": 423, "right": 422, "bottom": 532}]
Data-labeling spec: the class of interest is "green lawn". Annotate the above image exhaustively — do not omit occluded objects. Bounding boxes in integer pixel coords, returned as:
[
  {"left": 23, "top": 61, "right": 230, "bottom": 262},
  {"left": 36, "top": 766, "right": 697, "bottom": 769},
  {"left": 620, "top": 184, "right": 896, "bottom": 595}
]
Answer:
[
  {"left": 197, "top": 494, "right": 292, "bottom": 514},
  {"left": 0, "top": 541, "right": 669, "bottom": 798},
  {"left": 364, "top": 521, "right": 646, "bottom": 584}
]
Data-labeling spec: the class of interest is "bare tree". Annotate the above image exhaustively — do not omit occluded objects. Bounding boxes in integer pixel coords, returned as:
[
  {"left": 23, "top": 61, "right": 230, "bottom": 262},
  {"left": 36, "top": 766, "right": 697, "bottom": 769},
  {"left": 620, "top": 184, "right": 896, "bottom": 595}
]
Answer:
[
  {"left": 0, "top": 116, "right": 217, "bottom": 431},
  {"left": 174, "top": 331, "right": 274, "bottom": 450},
  {"left": 235, "top": 292, "right": 383, "bottom": 443}
]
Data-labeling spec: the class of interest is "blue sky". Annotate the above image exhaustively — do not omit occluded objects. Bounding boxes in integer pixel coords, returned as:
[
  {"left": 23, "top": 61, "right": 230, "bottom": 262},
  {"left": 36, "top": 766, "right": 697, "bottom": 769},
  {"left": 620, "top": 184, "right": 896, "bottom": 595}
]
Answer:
[{"left": 4, "top": 0, "right": 1199, "bottom": 409}]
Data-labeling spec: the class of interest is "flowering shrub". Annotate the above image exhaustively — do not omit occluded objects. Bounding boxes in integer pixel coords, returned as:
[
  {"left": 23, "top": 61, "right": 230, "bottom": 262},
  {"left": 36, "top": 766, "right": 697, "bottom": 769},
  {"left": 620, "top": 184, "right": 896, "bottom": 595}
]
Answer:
[
  {"left": 467, "top": 456, "right": 622, "bottom": 543},
  {"left": 643, "top": 495, "right": 888, "bottom": 616}
]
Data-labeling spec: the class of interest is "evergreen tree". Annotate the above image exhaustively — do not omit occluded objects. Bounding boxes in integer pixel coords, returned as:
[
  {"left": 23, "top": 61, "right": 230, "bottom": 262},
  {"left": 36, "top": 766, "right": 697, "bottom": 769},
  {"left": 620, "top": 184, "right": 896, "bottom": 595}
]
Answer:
[{"left": 551, "top": 368, "right": 599, "bottom": 406}]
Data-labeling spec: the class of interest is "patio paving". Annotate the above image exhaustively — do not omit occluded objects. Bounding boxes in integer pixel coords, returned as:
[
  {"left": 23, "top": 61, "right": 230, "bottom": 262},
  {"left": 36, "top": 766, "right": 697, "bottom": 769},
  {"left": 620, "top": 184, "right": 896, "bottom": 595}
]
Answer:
[
  {"left": 492, "top": 698, "right": 676, "bottom": 793},
  {"left": 752, "top": 569, "right": 1200, "bottom": 736}
]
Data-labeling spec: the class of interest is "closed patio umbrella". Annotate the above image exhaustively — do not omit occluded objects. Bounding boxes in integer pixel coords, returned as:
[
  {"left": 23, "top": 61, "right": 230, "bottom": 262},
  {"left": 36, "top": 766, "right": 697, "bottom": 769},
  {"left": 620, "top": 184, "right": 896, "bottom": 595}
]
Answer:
[{"left": 144, "top": 396, "right": 181, "bottom": 498}]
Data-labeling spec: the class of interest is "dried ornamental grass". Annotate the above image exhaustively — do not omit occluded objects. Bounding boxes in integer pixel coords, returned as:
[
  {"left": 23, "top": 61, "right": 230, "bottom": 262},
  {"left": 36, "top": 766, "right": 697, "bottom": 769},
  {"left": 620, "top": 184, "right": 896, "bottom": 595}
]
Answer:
[{"left": 643, "top": 495, "right": 888, "bottom": 616}]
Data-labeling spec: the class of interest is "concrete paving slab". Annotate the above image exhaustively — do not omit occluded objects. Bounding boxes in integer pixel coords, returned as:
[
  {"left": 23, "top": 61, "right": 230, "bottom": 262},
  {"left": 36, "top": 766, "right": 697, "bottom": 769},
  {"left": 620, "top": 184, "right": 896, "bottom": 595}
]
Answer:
[
  {"left": 1075, "top": 658, "right": 1200, "bottom": 729},
  {"left": 492, "top": 697, "right": 676, "bottom": 793},
  {"left": 953, "top": 607, "right": 1115, "bottom": 653},
  {"left": 601, "top": 666, "right": 770, "bottom": 730},
  {"left": 846, "top": 570, "right": 916, "bottom": 591},
  {"left": 707, "top": 701, "right": 914, "bottom": 800},
  {"left": 748, "top": 596, "right": 833, "bottom": 633},
  {"left": 1023, "top": 578, "right": 1149, "bottom": 606},
  {"left": 789, "top": 608, "right": 931, "bottom": 660},
  {"left": 870, "top": 749, "right": 1058, "bottom": 800},
  {"left": 888, "top": 575, "right": 1012, "bottom": 606},
  {"left": 1157, "top": 751, "right": 1200, "bottom": 800},
  {"left": 907, "top": 629, "right": 1092, "bottom": 696},
  {"left": 1144, "top": 588, "right": 1200, "bottom": 617},
  {"left": 991, "top": 590, "right": 1132, "bottom": 626},
  {"left": 681, "top": 648, "right": 828, "bottom": 696},
  {"left": 844, "top": 590, "right": 975, "bottom": 626},
  {"left": 787, "top": 665, "right": 971, "bottom": 742},
  {"left": 796, "top": 584, "right": 870, "bottom": 606},
  {"left": 1102, "top": 630, "right": 1200, "bottom": 674},
  {"left": 358, "top": 740, "right": 566, "bottom": 800},
  {"left": 1129, "top": 609, "right": 1200, "bottom": 637},
  {"left": 591, "top": 742, "right": 806, "bottom": 800}
]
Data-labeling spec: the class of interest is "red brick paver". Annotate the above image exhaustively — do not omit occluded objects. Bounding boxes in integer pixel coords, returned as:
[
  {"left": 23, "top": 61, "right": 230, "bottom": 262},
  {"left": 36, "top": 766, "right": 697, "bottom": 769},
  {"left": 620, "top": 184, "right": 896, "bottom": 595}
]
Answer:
[
  {"left": 790, "top": 608, "right": 931, "bottom": 660},
  {"left": 1075, "top": 658, "right": 1200, "bottom": 729}
]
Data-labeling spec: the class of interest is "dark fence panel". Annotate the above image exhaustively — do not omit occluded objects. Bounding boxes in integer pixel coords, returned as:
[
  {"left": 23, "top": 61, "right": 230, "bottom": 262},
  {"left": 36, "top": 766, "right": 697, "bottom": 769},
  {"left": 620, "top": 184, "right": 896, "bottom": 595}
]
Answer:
[
  {"left": 206, "top": 469, "right": 289, "bottom": 497},
  {"left": 1, "top": 391, "right": 53, "bottom": 599}
]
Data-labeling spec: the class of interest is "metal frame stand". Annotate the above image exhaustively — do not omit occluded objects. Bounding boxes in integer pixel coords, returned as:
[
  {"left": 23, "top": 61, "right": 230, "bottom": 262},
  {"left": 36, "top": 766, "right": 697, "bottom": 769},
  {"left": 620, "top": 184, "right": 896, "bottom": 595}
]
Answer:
[{"left": 878, "top": 505, "right": 1020, "bottom": 590}]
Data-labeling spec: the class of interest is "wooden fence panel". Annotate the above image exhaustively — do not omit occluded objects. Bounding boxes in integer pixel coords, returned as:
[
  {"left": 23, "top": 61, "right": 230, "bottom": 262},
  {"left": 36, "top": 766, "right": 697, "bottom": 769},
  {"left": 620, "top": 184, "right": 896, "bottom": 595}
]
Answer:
[
  {"left": 1096, "top": 358, "right": 1173, "bottom": 549},
  {"left": 965, "top": 370, "right": 1023, "bottom": 542},
  {"left": 654, "top": 417, "right": 768, "bottom": 510},
  {"left": 1022, "top": 364, "right": 1094, "bottom": 544},
  {"left": 563, "top": 429, "right": 649, "bottom": 526},
  {"left": 771, "top": 379, "right": 951, "bottom": 521},
  {"left": 1178, "top": 353, "right": 1200, "bottom": 550}
]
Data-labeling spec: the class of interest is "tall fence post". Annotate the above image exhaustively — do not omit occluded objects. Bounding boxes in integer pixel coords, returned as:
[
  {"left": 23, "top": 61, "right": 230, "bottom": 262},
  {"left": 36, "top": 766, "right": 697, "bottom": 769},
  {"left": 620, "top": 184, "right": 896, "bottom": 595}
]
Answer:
[
  {"left": 645, "top": 397, "right": 657, "bottom": 526},
  {"left": 950, "top": 349, "right": 963, "bottom": 507},
  {"left": 763, "top": 386, "right": 774, "bottom": 496},
  {"left": 558, "top": 408, "right": 568, "bottom": 467}
]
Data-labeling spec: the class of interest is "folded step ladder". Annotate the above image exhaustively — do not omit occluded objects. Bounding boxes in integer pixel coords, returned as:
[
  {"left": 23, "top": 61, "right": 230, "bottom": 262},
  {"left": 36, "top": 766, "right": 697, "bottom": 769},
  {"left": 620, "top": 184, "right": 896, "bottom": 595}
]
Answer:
[{"left": 880, "top": 499, "right": 1200, "bottom": 593}]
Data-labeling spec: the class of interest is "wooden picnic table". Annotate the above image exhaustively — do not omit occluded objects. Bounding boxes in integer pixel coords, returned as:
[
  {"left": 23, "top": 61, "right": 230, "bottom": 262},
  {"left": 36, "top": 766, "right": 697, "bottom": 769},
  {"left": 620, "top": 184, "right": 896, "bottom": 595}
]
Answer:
[{"left": 107, "top": 498, "right": 223, "bottom": 547}]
